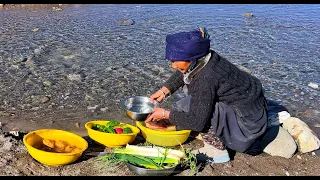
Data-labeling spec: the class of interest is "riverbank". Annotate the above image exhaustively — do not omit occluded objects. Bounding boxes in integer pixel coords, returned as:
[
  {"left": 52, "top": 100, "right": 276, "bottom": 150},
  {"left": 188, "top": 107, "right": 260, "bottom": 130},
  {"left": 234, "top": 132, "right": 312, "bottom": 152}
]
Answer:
[
  {"left": 1, "top": 121, "right": 320, "bottom": 176},
  {"left": 1, "top": 105, "right": 320, "bottom": 176}
]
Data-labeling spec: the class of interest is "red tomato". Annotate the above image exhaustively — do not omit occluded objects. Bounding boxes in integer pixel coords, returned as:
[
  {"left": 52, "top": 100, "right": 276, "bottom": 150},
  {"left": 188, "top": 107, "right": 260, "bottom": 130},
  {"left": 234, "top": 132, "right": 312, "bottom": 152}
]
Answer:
[{"left": 114, "top": 128, "right": 123, "bottom": 134}]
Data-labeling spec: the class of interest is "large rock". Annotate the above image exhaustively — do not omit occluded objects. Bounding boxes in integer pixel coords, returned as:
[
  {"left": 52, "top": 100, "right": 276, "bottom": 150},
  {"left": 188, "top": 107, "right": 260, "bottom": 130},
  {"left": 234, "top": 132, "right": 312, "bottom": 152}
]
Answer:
[
  {"left": 282, "top": 117, "right": 320, "bottom": 153},
  {"left": 267, "top": 111, "right": 291, "bottom": 128},
  {"left": 262, "top": 126, "right": 297, "bottom": 158},
  {"left": 117, "top": 19, "right": 135, "bottom": 26}
]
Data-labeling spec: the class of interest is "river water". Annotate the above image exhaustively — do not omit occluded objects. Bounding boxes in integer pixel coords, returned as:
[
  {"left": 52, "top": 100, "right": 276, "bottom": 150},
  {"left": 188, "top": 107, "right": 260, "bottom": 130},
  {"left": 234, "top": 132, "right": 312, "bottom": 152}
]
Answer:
[{"left": 0, "top": 4, "right": 319, "bottom": 125}]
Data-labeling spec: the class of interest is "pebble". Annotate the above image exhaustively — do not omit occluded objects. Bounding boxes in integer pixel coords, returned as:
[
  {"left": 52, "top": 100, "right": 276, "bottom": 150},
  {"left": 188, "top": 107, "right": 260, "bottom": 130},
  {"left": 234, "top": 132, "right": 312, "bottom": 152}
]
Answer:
[
  {"left": 40, "top": 96, "right": 50, "bottom": 103},
  {"left": 87, "top": 105, "right": 98, "bottom": 111},
  {"left": 34, "top": 48, "right": 42, "bottom": 55},
  {"left": 243, "top": 13, "right": 254, "bottom": 17},
  {"left": 32, "top": 28, "right": 39, "bottom": 32},
  {"left": 43, "top": 81, "right": 52, "bottom": 87},
  {"left": 308, "top": 82, "right": 319, "bottom": 90},
  {"left": 31, "top": 107, "right": 40, "bottom": 111},
  {"left": 67, "top": 74, "right": 81, "bottom": 81},
  {"left": 117, "top": 18, "right": 135, "bottom": 25},
  {"left": 75, "top": 123, "right": 80, "bottom": 128},
  {"left": 8, "top": 131, "right": 19, "bottom": 137},
  {"left": 285, "top": 171, "right": 290, "bottom": 176},
  {"left": 100, "top": 107, "right": 108, "bottom": 112},
  {"left": 52, "top": 7, "right": 62, "bottom": 11}
]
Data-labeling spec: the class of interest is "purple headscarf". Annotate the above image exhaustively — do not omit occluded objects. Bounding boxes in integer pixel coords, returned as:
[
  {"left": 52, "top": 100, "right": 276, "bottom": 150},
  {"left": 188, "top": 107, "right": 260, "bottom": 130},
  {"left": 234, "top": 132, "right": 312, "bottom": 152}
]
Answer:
[{"left": 165, "top": 29, "right": 211, "bottom": 61}]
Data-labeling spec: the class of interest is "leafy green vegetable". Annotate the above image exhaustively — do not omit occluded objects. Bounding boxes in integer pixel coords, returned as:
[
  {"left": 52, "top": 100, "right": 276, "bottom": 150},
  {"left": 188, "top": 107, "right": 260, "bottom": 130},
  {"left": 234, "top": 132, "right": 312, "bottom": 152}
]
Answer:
[
  {"left": 92, "top": 121, "right": 122, "bottom": 134},
  {"left": 122, "top": 127, "right": 133, "bottom": 134},
  {"left": 98, "top": 150, "right": 175, "bottom": 169},
  {"left": 97, "top": 144, "right": 195, "bottom": 171},
  {"left": 116, "top": 154, "right": 161, "bottom": 169},
  {"left": 105, "top": 120, "right": 120, "bottom": 128}
]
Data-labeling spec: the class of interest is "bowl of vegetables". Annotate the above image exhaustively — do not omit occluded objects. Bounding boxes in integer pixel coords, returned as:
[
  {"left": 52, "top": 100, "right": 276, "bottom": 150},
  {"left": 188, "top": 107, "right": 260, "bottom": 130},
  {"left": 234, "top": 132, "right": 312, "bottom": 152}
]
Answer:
[
  {"left": 85, "top": 120, "right": 140, "bottom": 148},
  {"left": 97, "top": 144, "right": 188, "bottom": 176},
  {"left": 126, "top": 161, "right": 177, "bottom": 176},
  {"left": 23, "top": 129, "right": 88, "bottom": 166},
  {"left": 136, "top": 121, "right": 191, "bottom": 147}
]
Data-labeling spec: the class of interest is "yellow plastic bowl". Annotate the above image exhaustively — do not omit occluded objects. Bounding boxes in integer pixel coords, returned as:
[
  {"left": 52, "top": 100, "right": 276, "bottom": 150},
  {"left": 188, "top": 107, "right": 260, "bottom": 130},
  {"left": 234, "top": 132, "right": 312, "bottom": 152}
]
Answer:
[
  {"left": 23, "top": 129, "right": 88, "bottom": 166},
  {"left": 85, "top": 120, "right": 140, "bottom": 148},
  {"left": 136, "top": 121, "right": 191, "bottom": 147}
]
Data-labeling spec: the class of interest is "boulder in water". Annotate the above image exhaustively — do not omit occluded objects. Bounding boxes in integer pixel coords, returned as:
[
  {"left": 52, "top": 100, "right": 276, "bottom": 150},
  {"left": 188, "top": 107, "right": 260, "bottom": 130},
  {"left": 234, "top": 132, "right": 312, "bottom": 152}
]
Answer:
[{"left": 117, "top": 19, "right": 135, "bottom": 26}]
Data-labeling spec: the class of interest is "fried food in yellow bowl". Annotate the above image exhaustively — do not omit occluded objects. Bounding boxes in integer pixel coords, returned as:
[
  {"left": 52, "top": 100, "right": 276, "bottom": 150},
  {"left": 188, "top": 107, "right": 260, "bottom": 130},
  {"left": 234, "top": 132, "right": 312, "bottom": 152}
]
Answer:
[
  {"left": 23, "top": 129, "right": 88, "bottom": 166},
  {"left": 136, "top": 121, "right": 191, "bottom": 147},
  {"left": 85, "top": 120, "right": 140, "bottom": 148}
]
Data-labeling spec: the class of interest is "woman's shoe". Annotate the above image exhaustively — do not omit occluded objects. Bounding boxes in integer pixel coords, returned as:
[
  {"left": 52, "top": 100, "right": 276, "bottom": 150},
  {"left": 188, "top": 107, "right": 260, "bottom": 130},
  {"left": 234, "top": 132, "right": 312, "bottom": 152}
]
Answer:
[{"left": 192, "top": 143, "right": 230, "bottom": 163}]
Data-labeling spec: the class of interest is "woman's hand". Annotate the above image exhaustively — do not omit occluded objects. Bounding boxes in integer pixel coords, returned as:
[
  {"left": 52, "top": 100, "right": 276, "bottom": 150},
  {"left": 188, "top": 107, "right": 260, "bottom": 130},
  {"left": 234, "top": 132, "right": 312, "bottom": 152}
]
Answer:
[
  {"left": 145, "top": 107, "right": 176, "bottom": 130},
  {"left": 150, "top": 86, "right": 170, "bottom": 103},
  {"left": 145, "top": 107, "right": 168, "bottom": 123}
]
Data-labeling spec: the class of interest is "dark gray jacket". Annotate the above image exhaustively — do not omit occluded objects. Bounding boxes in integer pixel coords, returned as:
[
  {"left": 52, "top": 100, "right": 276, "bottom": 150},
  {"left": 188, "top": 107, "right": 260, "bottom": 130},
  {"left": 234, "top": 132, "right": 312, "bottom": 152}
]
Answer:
[{"left": 164, "top": 50, "right": 266, "bottom": 132}]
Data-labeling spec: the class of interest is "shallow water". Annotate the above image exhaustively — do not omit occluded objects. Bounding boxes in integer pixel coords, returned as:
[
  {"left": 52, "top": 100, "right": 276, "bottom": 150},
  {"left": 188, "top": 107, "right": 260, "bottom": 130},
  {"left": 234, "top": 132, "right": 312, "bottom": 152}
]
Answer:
[{"left": 0, "top": 4, "right": 319, "bottom": 124}]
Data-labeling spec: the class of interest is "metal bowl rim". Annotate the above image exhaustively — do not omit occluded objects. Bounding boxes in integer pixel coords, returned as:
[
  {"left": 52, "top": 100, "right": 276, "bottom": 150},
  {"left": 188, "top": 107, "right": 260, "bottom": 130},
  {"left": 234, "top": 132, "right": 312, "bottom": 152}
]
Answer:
[
  {"left": 125, "top": 162, "right": 177, "bottom": 176},
  {"left": 121, "top": 96, "right": 160, "bottom": 114}
]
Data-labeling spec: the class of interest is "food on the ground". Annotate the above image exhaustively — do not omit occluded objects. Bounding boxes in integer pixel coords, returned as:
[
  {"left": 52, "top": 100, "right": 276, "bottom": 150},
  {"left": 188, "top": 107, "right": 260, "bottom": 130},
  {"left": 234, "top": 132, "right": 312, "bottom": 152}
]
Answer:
[
  {"left": 92, "top": 120, "right": 133, "bottom": 134},
  {"left": 40, "top": 139, "right": 81, "bottom": 153}
]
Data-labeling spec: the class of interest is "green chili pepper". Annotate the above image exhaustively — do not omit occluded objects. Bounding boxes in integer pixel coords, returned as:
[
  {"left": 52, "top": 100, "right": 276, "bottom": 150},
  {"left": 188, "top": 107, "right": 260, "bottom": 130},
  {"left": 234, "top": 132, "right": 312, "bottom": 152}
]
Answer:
[
  {"left": 103, "top": 126, "right": 116, "bottom": 134},
  {"left": 92, "top": 124, "right": 105, "bottom": 131}
]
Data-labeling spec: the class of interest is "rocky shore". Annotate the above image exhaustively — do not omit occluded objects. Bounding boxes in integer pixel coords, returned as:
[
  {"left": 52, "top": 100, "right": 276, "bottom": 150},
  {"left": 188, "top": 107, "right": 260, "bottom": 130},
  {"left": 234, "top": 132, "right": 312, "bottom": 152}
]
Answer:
[{"left": 0, "top": 122, "right": 320, "bottom": 176}]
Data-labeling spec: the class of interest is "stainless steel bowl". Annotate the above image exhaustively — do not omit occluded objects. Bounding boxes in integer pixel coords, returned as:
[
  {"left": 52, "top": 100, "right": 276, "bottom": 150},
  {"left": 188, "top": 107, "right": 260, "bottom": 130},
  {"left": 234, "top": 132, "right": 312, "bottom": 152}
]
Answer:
[
  {"left": 121, "top": 96, "right": 160, "bottom": 121},
  {"left": 126, "top": 162, "right": 177, "bottom": 176}
]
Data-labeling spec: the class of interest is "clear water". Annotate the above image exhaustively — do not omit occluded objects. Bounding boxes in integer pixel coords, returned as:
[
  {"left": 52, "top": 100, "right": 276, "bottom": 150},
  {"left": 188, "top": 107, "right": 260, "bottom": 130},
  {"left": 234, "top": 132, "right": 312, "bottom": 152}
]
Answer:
[{"left": 0, "top": 4, "right": 319, "bottom": 124}]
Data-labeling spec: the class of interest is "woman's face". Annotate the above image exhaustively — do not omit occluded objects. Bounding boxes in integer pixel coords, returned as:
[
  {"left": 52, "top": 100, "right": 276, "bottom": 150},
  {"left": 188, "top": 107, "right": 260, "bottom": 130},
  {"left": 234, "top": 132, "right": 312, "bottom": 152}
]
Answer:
[{"left": 171, "top": 60, "right": 192, "bottom": 73}]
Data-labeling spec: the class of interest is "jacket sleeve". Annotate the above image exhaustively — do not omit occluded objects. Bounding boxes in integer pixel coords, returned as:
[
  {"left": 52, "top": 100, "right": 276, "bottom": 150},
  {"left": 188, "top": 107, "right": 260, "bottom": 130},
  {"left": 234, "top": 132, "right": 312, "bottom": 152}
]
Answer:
[
  {"left": 162, "top": 70, "right": 185, "bottom": 94},
  {"left": 168, "top": 76, "right": 216, "bottom": 131}
]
